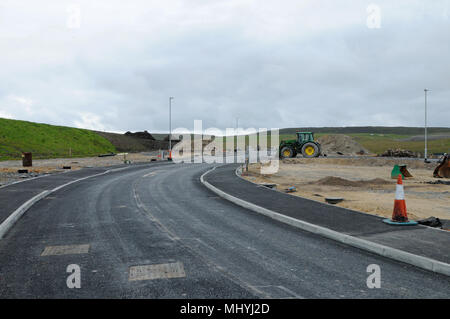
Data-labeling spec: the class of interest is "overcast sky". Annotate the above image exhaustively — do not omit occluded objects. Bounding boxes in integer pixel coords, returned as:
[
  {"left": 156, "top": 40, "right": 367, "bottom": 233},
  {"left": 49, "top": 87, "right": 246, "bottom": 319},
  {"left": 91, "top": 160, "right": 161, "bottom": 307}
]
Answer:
[{"left": 0, "top": 0, "right": 449, "bottom": 133}]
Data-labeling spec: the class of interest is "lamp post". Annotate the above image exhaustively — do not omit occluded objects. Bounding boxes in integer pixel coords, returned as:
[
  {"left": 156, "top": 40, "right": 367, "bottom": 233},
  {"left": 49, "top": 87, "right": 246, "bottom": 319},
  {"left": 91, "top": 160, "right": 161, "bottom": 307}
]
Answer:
[
  {"left": 424, "top": 89, "right": 428, "bottom": 161},
  {"left": 169, "top": 97, "right": 174, "bottom": 160}
]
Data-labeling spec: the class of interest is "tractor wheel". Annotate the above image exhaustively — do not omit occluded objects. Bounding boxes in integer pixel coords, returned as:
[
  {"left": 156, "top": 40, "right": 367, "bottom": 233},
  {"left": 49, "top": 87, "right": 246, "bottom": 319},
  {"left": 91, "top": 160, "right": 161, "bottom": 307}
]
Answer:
[
  {"left": 280, "top": 146, "right": 295, "bottom": 159},
  {"left": 301, "top": 143, "right": 319, "bottom": 158}
]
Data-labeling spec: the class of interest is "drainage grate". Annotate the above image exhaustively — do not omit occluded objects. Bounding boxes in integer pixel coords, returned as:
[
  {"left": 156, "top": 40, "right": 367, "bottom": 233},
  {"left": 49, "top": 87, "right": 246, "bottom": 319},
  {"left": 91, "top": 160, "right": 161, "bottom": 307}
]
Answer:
[
  {"left": 41, "top": 244, "right": 90, "bottom": 256},
  {"left": 129, "top": 262, "right": 186, "bottom": 281}
]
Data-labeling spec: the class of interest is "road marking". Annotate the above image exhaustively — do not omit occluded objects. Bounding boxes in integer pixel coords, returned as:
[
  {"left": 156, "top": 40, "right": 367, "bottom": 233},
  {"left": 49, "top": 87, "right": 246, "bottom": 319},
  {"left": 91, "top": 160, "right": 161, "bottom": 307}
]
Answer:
[
  {"left": 41, "top": 244, "right": 90, "bottom": 256},
  {"left": 132, "top": 185, "right": 179, "bottom": 241},
  {"left": 142, "top": 171, "right": 158, "bottom": 177},
  {"left": 128, "top": 262, "right": 186, "bottom": 281},
  {"left": 58, "top": 223, "right": 75, "bottom": 228},
  {"left": 142, "top": 169, "right": 169, "bottom": 178},
  {"left": 142, "top": 172, "right": 156, "bottom": 177},
  {"left": 181, "top": 238, "right": 218, "bottom": 252}
]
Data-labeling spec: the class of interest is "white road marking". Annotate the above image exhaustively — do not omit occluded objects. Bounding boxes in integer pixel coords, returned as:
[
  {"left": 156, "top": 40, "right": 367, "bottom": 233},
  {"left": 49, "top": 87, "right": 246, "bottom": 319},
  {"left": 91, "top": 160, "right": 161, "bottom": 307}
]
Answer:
[
  {"left": 142, "top": 169, "right": 169, "bottom": 178},
  {"left": 142, "top": 172, "right": 155, "bottom": 177}
]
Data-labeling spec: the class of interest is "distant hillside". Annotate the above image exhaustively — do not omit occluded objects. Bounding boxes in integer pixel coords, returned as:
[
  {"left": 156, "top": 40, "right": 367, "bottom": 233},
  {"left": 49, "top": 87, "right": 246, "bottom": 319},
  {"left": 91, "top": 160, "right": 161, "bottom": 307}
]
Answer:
[
  {"left": 273, "top": 127, "right": 450, "bottom": 155},
  {"left": 1, "top": 118, "right": 449, "bottom": 160},
  {"left": 222, "top": 127, "right": 449, "bottom": 154},
  {"left": 279, "top": 127, "right": 450, "bottom": 135},
  {"left": 0, "top": 118, "right": 116, "bottom": 160}
]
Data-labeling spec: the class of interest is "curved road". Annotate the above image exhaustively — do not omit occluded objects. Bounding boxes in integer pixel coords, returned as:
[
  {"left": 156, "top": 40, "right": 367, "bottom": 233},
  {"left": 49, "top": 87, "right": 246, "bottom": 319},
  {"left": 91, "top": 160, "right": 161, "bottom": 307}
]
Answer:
[{"left": 0, "top": 163, "right": 448, "bottom": 298}]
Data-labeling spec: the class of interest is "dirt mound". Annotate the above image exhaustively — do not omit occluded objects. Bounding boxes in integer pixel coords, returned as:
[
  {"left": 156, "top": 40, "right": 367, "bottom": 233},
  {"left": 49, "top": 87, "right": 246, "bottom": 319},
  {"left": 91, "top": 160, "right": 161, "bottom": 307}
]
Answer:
[
  {"left": 316, "top": 134, "right": 369, "bottom": 155},
  {"left": 380, "top": 149, "right": 418, "bottom": 158},
  {"left": 124, "top": 130, "right": 155, "bottom": 140},
  {"left": 314, "top": 176, "right": 390, "bottom": 187},
  {"left": 96, "top": 131, "right": 178, "bottom": 152}
]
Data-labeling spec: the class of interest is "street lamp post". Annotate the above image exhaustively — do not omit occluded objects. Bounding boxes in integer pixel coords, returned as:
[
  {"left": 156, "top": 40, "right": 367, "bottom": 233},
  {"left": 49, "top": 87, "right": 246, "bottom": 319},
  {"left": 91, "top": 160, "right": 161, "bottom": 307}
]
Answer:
[
  {"left": 424, "top": 89, "right": 428, "bottom": 161},
  {"left": 169, "top": 97, "right": 174, "bottom": 160}
]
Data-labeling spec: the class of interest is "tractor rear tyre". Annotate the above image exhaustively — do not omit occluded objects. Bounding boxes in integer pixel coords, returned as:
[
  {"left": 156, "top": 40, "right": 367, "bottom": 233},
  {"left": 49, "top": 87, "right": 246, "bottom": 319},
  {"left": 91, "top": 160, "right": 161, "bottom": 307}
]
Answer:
[
  {"left": 301, "top": 142, "right": 319, "bottom": 158},
  {"left": 280, "top": 146, "right": 295, "bottom": 159}
]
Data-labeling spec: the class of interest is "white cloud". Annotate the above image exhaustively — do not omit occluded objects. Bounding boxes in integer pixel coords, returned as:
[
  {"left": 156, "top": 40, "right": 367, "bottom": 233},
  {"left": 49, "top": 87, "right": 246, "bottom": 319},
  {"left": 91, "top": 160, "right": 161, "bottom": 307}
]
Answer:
[
  {"left": 73, "top": 112, "right": 107, "bottom": 131},
  {"left": 0, "top": 110, "right": 13, "bottom": 119},
  {"left": 0, "top": 0, "right": 449, "bottom": 132}
]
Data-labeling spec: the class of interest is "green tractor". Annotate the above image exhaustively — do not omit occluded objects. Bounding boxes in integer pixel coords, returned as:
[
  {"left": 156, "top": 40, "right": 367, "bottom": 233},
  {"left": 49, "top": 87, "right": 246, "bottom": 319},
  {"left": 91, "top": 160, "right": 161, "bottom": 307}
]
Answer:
[{"left": 279, "top": 132, "right": 321, "bottom": 159}]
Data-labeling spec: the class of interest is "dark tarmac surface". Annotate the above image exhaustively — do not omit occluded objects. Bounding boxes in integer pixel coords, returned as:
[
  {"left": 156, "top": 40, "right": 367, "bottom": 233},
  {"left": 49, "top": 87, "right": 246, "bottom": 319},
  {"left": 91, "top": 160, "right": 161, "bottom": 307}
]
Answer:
[{"left": 0, "top": 163, "right": 448, "bottom": 298}]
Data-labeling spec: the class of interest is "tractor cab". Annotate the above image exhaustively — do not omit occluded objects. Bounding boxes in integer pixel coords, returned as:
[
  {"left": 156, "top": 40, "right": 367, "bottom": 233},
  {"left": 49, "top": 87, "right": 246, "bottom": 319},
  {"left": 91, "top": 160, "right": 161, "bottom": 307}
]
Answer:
[{"left": 297, "top": 132, "right": 314, "bottom": 143}]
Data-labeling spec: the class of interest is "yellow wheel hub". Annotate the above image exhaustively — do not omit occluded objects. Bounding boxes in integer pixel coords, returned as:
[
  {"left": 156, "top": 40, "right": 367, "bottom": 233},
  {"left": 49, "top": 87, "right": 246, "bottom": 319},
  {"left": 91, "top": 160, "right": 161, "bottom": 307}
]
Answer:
[
  {"left": 283, "top": 150, "right": 291, "bottom": 157},
  {"left": 305, "top": 146, "right": 315, "bottom": 156}
]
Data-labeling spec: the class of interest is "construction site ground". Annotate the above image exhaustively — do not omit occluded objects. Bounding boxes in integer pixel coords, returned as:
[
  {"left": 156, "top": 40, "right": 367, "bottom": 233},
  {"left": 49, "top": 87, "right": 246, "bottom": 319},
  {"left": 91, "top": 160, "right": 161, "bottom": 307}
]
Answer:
[
  {"left": 244, "top": 157, "right": 450, "bottom": 222},
  {"left": 0, "top": 152, "right": 160, "bottom": 186}
]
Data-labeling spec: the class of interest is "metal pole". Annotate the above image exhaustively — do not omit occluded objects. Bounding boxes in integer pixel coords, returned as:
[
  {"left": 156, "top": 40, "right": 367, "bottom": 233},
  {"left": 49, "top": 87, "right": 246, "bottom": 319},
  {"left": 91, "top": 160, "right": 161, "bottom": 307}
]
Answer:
[
  {"left": 424, "top": 89, "right": 428, "bottom": 160},
  {"left": 169, "top": 97, "right": 174, "bottom": 159}
]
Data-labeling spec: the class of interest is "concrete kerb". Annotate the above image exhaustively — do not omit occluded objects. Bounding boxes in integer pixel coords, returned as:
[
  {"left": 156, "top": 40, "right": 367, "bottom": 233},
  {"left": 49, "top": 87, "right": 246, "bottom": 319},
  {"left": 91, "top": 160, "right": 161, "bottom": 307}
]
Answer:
[
  {"left": 0, "top": 164, "right": 141, "bottom": 240},
  {"left": 200, "top": 166, "right": 450, "bottom": 277}
]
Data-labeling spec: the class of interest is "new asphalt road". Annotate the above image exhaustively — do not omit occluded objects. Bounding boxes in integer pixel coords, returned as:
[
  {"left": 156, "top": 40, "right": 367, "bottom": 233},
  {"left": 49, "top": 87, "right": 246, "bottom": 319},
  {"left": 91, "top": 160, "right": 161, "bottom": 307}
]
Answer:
[{"left": 0, "top": 163, "right": 448, "bottom": 298}]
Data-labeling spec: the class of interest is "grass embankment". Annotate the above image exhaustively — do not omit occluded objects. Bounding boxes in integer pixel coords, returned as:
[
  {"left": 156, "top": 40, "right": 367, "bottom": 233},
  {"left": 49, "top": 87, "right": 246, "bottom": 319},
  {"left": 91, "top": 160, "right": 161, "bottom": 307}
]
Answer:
[{"left": 0, "top": 118, "right": 116, "bottom": 161}]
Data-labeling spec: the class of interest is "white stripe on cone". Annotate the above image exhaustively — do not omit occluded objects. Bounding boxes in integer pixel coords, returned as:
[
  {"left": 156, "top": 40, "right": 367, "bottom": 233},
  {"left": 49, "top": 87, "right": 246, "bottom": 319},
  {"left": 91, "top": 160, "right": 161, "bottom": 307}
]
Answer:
[{"left": 395, "top": 184, "right": 405, "bottom": 200}]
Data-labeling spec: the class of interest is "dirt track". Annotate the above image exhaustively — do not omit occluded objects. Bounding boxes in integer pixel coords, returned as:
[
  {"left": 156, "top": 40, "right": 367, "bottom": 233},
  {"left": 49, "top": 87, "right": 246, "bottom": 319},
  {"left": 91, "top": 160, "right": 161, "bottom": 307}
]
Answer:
[{"left": 244, "top": 158, "right": 450, "bottom": 222}]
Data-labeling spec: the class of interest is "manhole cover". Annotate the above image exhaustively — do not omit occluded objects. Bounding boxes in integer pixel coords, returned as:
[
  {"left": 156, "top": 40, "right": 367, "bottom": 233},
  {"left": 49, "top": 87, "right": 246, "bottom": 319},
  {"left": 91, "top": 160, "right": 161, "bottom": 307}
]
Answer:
[
  {"left": 41, "top": 244, "right": 90, "bottom": 256},
  {"left": 129, "top": 262, "right": 186, "bottom": 281}
]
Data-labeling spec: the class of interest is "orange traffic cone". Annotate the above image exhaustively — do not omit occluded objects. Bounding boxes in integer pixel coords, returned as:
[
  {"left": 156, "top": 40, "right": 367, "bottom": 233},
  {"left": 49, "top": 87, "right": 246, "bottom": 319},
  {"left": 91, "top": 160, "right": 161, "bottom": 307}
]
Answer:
[
  {"left": 392, "top": 174, "right": 408, "bottom": 222},
  {"left": 383, "top": 174, "right": 418, "bottom": 225}
]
